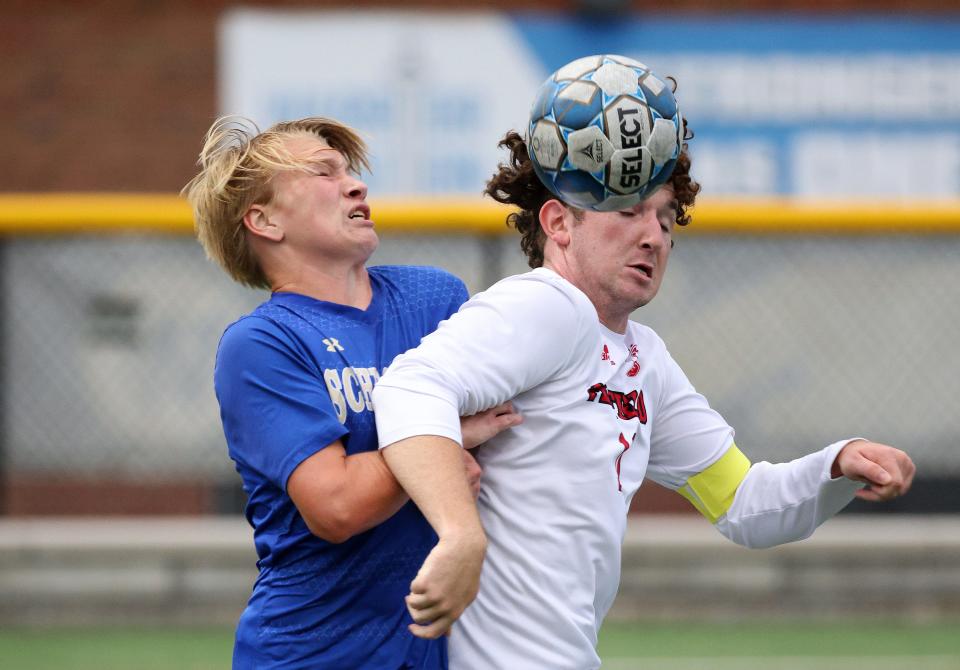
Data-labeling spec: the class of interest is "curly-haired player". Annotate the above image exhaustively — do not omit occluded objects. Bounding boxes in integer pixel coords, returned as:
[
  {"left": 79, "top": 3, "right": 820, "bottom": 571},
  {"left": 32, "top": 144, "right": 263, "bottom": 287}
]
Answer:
[{"left": 373, "top": 115, "right": 915, "bottom": 668}]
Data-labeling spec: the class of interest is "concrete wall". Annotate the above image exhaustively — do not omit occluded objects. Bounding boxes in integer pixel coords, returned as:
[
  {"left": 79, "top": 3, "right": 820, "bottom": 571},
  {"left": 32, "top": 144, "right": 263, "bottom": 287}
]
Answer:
[{"left": 1, "top": 516, "right": 957, "bottom": 628}]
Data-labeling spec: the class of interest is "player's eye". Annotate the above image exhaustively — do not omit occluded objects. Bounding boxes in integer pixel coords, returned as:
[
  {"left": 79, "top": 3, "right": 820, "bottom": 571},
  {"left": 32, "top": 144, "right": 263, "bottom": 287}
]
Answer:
[
  {"left": 659, "top": 209, "right": 677, "bottom": 229},
  {"left": 308, "top": 159, "right": 342, "bottom": 177}
]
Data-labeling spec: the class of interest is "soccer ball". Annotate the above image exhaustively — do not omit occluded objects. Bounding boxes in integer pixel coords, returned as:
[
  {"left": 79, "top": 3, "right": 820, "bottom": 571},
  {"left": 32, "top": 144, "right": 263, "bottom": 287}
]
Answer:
[{"left": 527, "top": 54, "right": 684, "bottom": 212}]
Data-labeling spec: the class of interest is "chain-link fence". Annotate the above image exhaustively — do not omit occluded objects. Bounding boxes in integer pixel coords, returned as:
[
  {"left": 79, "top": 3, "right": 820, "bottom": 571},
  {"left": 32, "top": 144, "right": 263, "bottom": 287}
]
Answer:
[{"left": 2, "top": 221, "right": 958, "bottom": 514}]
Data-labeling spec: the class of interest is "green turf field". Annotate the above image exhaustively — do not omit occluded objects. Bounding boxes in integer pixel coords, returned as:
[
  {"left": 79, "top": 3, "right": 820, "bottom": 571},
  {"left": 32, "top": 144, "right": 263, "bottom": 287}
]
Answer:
[
  {"left": 0, "top": 621, "right": 958, "bottom": 669},
  {"left": 599, "top": 621, "right": 960, "bottom": 669}
]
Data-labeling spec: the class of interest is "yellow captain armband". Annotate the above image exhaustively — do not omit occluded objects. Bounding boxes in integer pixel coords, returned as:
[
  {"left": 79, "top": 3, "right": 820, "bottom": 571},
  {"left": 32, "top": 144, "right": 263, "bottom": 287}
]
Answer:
[{"left": 677, "top": 444, "right": 752, "bottom": 523}]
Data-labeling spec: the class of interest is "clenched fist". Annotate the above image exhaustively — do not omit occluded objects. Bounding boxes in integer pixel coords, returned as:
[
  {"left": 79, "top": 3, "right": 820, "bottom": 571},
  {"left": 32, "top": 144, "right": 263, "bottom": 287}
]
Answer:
[{"left": 832, "top": 440, "right": 916, "bottom": 502}]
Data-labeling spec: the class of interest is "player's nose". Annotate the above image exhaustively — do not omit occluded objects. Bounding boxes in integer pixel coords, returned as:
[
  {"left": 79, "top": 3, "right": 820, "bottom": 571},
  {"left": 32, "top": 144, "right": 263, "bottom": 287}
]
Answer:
[
  {"left": 344, "top": 174, "right": 368, "bottom": 200},
  {"left": 637, "top": 212, "right": 665, "bottom": 250}
]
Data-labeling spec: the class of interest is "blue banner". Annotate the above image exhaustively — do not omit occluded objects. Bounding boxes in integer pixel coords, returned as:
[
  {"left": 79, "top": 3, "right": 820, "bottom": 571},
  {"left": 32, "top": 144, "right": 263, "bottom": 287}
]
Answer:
[{"left": 220, "top": 11, "right": 960, "bottom": 198}]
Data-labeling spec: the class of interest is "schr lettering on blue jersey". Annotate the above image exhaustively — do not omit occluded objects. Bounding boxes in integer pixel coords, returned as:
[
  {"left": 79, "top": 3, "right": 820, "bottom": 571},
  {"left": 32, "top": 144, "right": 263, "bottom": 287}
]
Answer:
[
  {"left": 214, "top": 265, "right": 468, "bottom": 670},
  {"left": 323, "top": 365, "right": 381, "bottom": 423}
]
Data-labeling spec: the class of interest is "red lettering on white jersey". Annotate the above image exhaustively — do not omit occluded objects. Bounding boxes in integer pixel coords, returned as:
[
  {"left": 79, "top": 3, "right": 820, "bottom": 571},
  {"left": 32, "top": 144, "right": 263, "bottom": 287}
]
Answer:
[
  {"left": 626, "top": 343, "right": 641, "bottom": 377},
  {"left": 586, "top": 383, "right": 648, "bottom": 423},
  {"left": 601, "top": 344, "right": 615, "bottom": 365},
  {"left": 615, "top": 432, "right": 636, "bottom": 492}
]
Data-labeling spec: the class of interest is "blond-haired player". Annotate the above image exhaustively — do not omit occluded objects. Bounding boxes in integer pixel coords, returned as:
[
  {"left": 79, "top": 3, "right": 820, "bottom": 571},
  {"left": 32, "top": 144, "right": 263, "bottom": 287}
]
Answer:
[{"left": 184, "top": 116, "right": 519, "bottom": 669}]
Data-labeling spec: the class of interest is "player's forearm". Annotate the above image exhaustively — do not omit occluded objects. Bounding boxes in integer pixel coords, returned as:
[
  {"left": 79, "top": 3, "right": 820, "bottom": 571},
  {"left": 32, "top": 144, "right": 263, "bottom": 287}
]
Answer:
[
  {"left": 293, "top": 449, "right": 408, "bottom": 543},
  {"left": 338, "top": 450, "right": 410, "bottom": 534},
  {"left": 382, "top": 435, "right": 486, "bottom": 546},
  {"left": 383, "top": 435, "right": 486, "bottom": 640},
  {"left": 716, "top": 439, "right": 863, "bottom": 548}
]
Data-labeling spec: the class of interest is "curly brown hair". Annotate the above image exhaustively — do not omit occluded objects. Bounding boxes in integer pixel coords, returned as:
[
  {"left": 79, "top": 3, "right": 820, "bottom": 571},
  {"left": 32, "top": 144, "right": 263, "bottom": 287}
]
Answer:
[{"left": 484, "top": 131, "right": 700, "bottom": 269}]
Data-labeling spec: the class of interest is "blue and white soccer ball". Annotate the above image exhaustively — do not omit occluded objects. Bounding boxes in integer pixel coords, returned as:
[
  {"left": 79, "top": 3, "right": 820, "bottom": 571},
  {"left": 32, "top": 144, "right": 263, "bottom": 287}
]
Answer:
[{"left": 527, "top": 54, "right": 684, "bottom": 211}]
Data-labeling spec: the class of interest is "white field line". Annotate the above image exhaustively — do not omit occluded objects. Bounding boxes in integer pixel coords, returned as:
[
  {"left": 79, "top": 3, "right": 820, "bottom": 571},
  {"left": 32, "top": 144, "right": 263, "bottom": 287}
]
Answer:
[{"left": 601, "top": 659, "right": 960, "bottom": 670}]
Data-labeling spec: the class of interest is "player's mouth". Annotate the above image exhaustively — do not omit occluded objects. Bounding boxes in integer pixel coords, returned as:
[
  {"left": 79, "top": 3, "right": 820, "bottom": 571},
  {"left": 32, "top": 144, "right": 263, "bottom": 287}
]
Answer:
[
  {"left": 629, "top": 263, "right": 653, "bottom": 279},
  {"left": 348, "top": 204, "right": 371, "bottom": 222}
]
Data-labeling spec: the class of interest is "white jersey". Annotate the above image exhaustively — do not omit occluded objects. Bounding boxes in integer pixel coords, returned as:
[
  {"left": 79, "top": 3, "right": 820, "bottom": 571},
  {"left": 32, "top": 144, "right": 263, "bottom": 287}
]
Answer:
[{"left": 374, "top": 268, "right": 862, "bottom": 670}]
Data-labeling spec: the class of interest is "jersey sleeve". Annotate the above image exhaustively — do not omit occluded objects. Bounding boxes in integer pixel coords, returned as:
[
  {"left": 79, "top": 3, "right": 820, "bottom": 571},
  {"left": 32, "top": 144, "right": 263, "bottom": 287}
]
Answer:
[
  {"left": 715, "top": 439, "right": 865, "bottom": 548},
  {"left": 373, "top": 273, "right": 594, "bottom": 449},
  {"left": 436, "top": 270, "right": 470, "bottom": 318},
  {"left": 645, "top": 345, "right": 738, "bottom": 496},
  {"left": 374, "top": 265, "right": 469, "bottom": 333},
  {"left": 214, "top": 317, "right": 348, "bottom": 489},
  {"left": 646, "top": 344, "right": 863, "bottom": 548}
]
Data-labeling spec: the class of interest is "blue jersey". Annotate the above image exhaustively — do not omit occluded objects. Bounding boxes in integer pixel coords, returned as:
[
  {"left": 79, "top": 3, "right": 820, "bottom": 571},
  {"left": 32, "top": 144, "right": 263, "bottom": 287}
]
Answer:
[{"left": 214, "top": 266, "right": 469, "bottom": 670}]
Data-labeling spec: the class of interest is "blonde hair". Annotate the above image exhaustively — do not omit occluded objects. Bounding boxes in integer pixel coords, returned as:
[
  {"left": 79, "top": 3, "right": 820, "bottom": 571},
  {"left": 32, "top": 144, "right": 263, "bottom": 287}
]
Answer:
[{"left": 182, "top": 115, "right": 370, "bottom": 289}]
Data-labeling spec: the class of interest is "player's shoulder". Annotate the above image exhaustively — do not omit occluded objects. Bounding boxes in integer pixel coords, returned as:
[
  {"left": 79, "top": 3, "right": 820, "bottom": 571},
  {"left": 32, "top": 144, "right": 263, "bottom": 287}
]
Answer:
[
  {"left": 469, "top": 268, "right": 600, "bottom": 346},
  {"left": 624, "top": 319, "right": 673, "bottom": 364},
  {"left": 488, "top": 267, "right": 597, "bottom": 316},
  {"left": 370, "top": 264, "right": 469, "bottom": 307},
  {"left": 624, "top": 320, "right": 689, "bottom": 389},
  {"left": 217, "top": 312, "right": 290, "bottom": 359},
  {"left": 625, "top": 319, "right": 667, "bottom": 350},
  {"left": 217, "top": 291, "right": 318, "bottom": 354},
  {"left": 370, "top": 264, "right": 464, "bottom": 290}
]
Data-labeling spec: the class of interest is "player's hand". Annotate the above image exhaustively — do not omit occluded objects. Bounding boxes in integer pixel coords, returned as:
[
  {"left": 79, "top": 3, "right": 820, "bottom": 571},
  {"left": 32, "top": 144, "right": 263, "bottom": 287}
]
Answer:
[
  {"left": 462, "top": 449, "right": 482, "bottom": 500},
  {"left": 460, "top": 402, "right": 523, "bottom": 450},
  {"left": 404, "top": 532, "right": 487, "bottom": 639},
  {"left": 832, "top": 440, "right": 916, "bottom": 502}
]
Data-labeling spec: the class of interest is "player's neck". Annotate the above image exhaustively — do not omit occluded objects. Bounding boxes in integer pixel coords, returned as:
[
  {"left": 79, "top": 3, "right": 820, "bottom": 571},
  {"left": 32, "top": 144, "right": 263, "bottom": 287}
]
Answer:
[
  {"left": 596, "top": 309, "right": 628, "bottom": 335},
  {"left": 542, "top": 258, "right": 629, "bottom": 334},
  {"left": 271, "top": 262, "right": 372, "bottom": 309}
]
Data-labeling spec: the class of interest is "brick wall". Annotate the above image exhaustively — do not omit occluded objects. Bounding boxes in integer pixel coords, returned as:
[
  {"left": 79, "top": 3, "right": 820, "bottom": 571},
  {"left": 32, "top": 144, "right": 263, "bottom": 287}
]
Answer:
[{"left": 1, "top": 2, "right": 218, "bottom": 192}]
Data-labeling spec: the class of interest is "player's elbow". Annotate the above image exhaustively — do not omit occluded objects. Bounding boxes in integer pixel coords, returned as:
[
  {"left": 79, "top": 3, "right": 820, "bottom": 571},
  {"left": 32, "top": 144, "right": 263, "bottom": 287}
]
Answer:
[
  {"left": 300, "top": 502, "right": 363, "bottom": 544},
  {"left": 716, "top": 515, "right": 813, "bottom": 550},
  {"left": 731, "top": 534, "right": 779, "bottom": 550},
  {"left": 303, "top": 519, "right": 352, "bottom": 544}
]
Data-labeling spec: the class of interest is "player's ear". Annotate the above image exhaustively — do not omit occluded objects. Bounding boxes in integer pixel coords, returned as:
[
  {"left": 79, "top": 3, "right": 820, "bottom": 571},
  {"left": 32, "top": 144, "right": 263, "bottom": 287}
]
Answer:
[
  {"left": 243, "top": 204, "right": 284, "bottom": 242},
  {"left": 539, "top": 199, "right": 571, "bottom": 247}
]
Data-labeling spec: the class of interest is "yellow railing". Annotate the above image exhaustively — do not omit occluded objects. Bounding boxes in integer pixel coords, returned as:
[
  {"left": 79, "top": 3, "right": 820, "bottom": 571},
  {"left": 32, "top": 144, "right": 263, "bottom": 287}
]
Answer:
[{"left": 2, "top": 193, "right": 960, "bottom": 235}]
